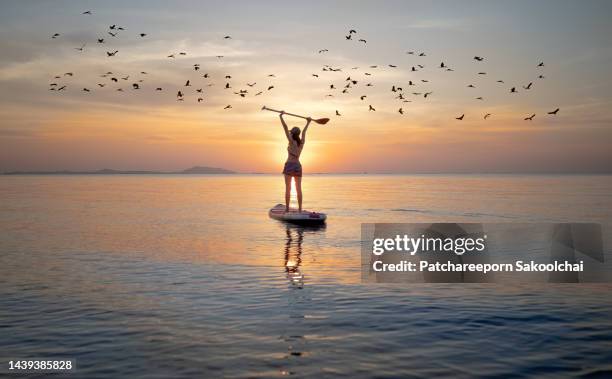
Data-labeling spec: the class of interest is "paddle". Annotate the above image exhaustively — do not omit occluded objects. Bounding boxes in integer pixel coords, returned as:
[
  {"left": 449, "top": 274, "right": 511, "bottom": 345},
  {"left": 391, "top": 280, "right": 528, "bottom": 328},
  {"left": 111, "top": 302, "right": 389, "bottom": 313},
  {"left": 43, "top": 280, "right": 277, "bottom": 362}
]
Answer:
[{"left": 261, "top": 106, "right": 330, "bottom": 125}]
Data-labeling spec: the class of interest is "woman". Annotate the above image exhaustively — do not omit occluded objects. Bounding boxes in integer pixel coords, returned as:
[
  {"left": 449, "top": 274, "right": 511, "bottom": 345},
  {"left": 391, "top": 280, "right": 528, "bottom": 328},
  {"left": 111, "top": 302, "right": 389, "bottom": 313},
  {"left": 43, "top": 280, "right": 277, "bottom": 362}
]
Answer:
[{"left": 279, "top": 111, "right": 311, "bottom": 213}]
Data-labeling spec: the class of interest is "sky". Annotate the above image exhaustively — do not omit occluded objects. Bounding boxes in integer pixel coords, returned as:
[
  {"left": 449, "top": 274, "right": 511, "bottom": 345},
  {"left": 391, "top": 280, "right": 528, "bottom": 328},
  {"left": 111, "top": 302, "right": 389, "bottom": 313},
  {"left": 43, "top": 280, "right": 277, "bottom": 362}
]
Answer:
[{"left": 0, "top": 0, "right": 611, "bottom": 173}]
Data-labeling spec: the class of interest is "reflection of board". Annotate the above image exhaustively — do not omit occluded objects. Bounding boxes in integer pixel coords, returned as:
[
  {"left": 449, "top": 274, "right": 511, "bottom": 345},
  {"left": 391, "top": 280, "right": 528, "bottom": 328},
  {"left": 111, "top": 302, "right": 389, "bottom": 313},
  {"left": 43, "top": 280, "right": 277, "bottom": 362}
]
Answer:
[{"left": 269, "top": 204, "right": 327, "bottom": 225}]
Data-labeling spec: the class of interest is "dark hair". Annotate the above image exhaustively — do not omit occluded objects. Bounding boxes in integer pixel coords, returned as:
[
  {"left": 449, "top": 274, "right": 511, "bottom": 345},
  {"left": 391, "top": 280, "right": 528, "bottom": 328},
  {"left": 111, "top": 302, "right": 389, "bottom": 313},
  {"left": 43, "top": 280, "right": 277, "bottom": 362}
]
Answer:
[{"left": 291, "top": 128, "right": 302, "bottom": 146}]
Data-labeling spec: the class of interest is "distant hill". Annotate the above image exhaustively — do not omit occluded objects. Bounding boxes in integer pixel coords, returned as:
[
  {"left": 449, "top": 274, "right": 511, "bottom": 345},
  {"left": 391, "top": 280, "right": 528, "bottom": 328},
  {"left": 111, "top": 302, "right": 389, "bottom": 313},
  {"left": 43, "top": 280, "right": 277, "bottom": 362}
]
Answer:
[
  {"left": 3, "top": 166, "right": 236, "bottom": 175},
  {"left": 181, "top": 166, "right": 235, "bottom": 174}
]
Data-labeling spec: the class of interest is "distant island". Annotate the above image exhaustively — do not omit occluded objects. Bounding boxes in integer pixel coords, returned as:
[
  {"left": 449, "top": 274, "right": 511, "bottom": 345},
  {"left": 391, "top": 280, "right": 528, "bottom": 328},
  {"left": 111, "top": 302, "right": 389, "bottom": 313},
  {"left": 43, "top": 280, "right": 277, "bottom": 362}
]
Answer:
[{"left": 3, "top": 166, "right": 236, "bottom": 175}]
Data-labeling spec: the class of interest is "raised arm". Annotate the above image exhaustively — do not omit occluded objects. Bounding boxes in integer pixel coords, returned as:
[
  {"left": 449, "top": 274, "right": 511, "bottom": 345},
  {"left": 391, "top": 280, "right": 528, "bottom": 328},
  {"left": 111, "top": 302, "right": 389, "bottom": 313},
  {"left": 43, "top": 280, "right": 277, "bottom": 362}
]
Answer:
[
  {"left": 279, "top": 112, "right": 290, "bottom": 141},
  {"left": 301, "top": 117, "right": 312, "bottom": 143}
]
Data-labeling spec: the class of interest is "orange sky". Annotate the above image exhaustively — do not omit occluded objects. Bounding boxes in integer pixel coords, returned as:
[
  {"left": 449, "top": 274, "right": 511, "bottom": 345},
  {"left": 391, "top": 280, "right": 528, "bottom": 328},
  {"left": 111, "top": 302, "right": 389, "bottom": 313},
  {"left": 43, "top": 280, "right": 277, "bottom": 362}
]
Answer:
[{"left": 1, "top": 1, "right": 611, "bottom": 173}]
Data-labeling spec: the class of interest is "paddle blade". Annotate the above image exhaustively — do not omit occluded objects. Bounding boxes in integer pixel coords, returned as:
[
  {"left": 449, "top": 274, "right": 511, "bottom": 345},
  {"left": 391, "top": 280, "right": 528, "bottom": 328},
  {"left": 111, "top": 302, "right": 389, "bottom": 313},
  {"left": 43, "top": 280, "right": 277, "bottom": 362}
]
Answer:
[{"left": 314, "top": 118, "right": 330, "bottom": 125}]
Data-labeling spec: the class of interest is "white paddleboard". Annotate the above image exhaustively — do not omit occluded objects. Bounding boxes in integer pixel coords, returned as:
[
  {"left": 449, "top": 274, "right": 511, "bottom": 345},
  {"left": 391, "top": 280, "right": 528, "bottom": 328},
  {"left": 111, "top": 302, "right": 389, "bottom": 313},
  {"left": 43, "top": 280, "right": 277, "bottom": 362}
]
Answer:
[{"left": 269, "top": 204, "right": 327, "bottom": 225}]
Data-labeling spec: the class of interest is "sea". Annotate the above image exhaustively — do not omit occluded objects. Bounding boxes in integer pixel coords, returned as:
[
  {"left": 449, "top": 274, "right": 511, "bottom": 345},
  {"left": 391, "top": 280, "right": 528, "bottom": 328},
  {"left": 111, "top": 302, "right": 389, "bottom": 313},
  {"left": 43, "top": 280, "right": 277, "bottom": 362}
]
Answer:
[{"left": 1, "top": 174, "right": 611, "bottom": 378}]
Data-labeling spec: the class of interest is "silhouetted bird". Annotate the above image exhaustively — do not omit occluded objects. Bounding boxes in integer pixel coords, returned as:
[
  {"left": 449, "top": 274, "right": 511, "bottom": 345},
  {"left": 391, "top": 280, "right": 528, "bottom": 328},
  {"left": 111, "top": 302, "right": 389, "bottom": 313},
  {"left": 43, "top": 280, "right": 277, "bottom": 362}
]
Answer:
[
  {"left": 389, "top": 64, "right": 397, "bottom": 68},
  {"left": 132, "top": 83, "right": 139, "bottom": 89},
  {"left": 97, "top": 38, "right": 104, "bottom": 43},
  {"left": 424, "top": 92, "right": 432, "bottom": 98},
  {"left": 224, "top": 35, "right": 232, "bottom": 39},
  {"left": 267, "top": 86, "right": 274, "bottom": 90},
  {"left": 548, "top": 108, "right": 560, "bottom": 115},
  {"left": 369, "top": 105, "right": 376, "bottom": 111},
  {"left": 82, "top": 88, "right": 90, "bottom": 92},
  {"left": 336, "top": 110, "right": 341, "bottom": 116},
  {"left": 524, "top": 114, "right": 535, "bottom": 121},
  {"left": 537, "top": 62, "right": 544, "bottom": 67},
  {"left": 106, "top": 50, "right": 118, "bottom": 56},
  {"left": 360, "top": 95, "right": 367, "bottom": 100},
  {"left": 318, "top": 49, "right": 328, "bottom": 53},
  {"left": 359, "top": 39, "right": 367, "bottom": 43},
  {"left": 185, "top": 80, "right": 191, "bottom": 86},
  {"left": 82, "top": 11, "right": 92, "bottom": 15},
  {"left": 474, "top": 56, "right": 484, "bottom": 61},
  {"left": 139, "top": 33, "right": 147, "bottom": 37},
  {"left": 198, "top": 98, "right": 204, "bottom": 102},
  {"left": 523, "top": 82, "right": 533, "bottom": 90},
  {"left": 349, "top": 29, "right": 357, "bottom": 34},
  {"left": 177, "top": 91, "right": 183, "bottom": 97},
  {"left": 476, "top": 97, "right": 483, "bottom": 100},
  {"left": 467, "top": 84, "right": 475, "bottom": 88},
  {"left": 510, "top": 87, "right": 517, "bottom": 93},
  {"left": 52, "top": 33, "right": 60, "bottom": 38},
  {"left": 224, "top": 105, "right": 232, "bottom": 109},
  {"left": 398, "top": 108, "right": 403, "bottom": 114},
  {"left": 456, "top": 114, "right": 464, "bottom": 120},
  {"left": 484, "top": 113, "right": 491, "bottom": 120},
  {"left": 75, "top": 43, "right": 86, "bottom": 52},
  {"left": 247, "top": 82, "right": 256, "bottom": 86},
  {"left": 156, "top": 87, "right": 162, "bottom": 91}
]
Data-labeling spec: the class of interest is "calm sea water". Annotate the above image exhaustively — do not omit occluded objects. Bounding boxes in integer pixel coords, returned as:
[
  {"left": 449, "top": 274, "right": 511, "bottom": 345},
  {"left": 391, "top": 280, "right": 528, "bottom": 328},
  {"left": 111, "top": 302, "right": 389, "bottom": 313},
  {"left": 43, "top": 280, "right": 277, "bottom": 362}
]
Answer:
[{"left": 1, "top": 174, "right": 611, "bottom": 378}]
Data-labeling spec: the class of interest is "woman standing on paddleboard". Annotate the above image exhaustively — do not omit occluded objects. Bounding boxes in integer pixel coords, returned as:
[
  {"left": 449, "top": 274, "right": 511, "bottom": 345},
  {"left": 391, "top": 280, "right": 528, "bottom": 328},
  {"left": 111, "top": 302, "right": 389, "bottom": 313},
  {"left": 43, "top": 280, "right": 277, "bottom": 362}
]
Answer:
[{"left": 279, "top": 111, "right": 311, "bottom": 213}]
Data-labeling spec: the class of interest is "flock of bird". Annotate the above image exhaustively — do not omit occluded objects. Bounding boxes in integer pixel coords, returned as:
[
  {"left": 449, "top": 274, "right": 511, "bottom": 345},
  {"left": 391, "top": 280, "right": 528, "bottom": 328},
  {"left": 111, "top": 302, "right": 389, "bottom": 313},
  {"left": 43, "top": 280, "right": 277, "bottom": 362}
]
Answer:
[{"left": 48, "top": 11, "right": 561, "bottom": 122}]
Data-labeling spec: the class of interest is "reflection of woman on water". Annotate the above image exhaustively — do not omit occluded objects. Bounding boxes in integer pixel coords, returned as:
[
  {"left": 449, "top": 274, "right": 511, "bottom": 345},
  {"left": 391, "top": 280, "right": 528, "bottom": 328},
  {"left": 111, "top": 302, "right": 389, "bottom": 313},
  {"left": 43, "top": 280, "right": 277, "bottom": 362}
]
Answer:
[
  {"left": 279, "top": 111, "right": 311, "bottom": 213},
  {"left": 284, "top": 226, "right": 304, "bottom": 288}
]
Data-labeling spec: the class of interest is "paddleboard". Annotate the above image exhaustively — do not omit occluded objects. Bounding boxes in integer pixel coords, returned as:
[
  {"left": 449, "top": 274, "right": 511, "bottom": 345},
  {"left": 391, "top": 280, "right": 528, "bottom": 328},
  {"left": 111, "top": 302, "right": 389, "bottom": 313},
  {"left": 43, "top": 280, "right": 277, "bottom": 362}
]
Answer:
[{"left": 269, "top": 204, "right": 327, "bottom": 225}]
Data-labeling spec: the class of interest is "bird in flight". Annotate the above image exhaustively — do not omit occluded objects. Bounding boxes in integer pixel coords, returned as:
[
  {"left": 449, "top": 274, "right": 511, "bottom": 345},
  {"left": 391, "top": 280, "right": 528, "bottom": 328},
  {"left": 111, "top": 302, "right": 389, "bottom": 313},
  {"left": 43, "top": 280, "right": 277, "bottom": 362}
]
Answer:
[
  {"left": 484, "top": 113, "right": 491, "bottom": 120},
  {"left": 224, "top": 105, "right": 232, "bottom": 109},
  {"left": 389, "top": 64, "right": 397, "bottom": 68},
  {"left": 349, "top": 29, "right": 357, "bottom": 34},
  {"left": 547, "top": 108, "right": 560, "bottom": 115},
  {"left": 418, "top": 52, "right": 426, "bottom": 57},
  {"left": 368, "top": 105, "right": 376, "bottom": 111},
  {"left": 224, "top": 35, "right": 232, "bottom": 39},
  {"left": 139, "top": 33, "right": 147, "bottom": 37},
  {"left": 75, "top": 43, "right": 86, "bottom": 52},
  {"left": 524, "top": 114, "right": 536, "bottom": 121},
  {"left": 523, "top": 82, "right": 533, "bottom": 90},
  {"left": 467, "top": 84, "right": 475, "bottom": 88},
  {"left": 185, "top": 80, "right": 191, "bottom": 86},
  {"left": 82, "top": 88, "right": 90, "bottom": 92},
  {"left": 537, "top": 62, "right": 544, "bottom": 67},
  {"left": 106, "top": 50, "right": 118, "bottom": 57},
  {"left": 398, "top": 108, "right": 404, "bottom": 115},
  {"left": 108, "top": 31, "right": 117, "bottom": 37},
  {"left": 52, "top": 33, "right": 60, "bottom": 39},
  {"left": 82, "top": 11, "right": 92, "bottom": 15},
  {"left": 247, "top": 82, "right": 256, "bottom": 87},
  {"left": 510, "top": 87, "right": 517, "bottom": 93},
  {"left": 359, "top": 39, "right": 367, "bottom": 43},
  {"left": 456, "top": 114, "right": 465, "bottom": 120},
  {"left": 318, "top": 49, "right": 328, "bottom": 53},
  {"left": 177, "top": 91, "right": 183, "bottom": 98},
  {"left": 360, "top": 95, "right": 367, "bottom": 100},
  {"left": 424, "top": 92, "right": 433, "bottom": 98},
  {"left": 197, "top": 98, "right": 204, "bottom": 103},
  {"left": 167, "top": 54, "right": 175, "bottom": 58},
  {"left": 97, "top": 38, "right": 104, "bottom": 43},
  {"left": 267, "top": 85, "right": 274, "bottom": 90},
  {"left": 474, "top": 56, "right": 484, "bottom": 61},
  {"left": 132, "top": 83, "right": 139, "bottom": 89}
]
